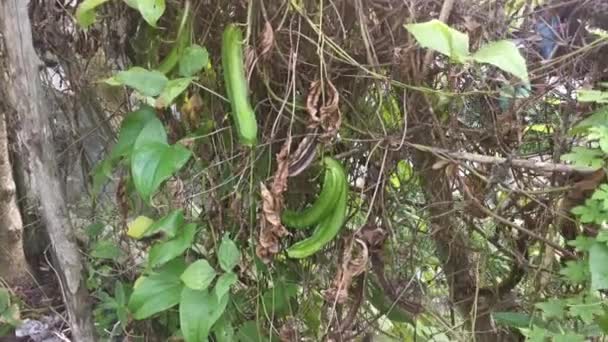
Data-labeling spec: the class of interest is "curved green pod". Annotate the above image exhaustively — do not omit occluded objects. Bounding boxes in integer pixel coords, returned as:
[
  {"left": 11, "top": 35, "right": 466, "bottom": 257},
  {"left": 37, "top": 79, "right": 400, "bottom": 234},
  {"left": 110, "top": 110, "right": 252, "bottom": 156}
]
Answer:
[
  {"left": 221, "top": 24, "right": 258, "bottom": 147},
  {"left": 281, "top": 158, "right": 343, "bottom": 229},
  {"left": 286, "top": 158, "right": 348, "bottom": 259}
]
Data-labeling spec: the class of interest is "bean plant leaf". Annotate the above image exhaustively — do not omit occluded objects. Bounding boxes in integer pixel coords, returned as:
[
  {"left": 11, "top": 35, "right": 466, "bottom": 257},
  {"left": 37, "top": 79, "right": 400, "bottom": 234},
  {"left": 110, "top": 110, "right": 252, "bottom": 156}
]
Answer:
[
  {"left": 110, "top": 106, "right": 158, "bottom": 160},
  {"left": 156, "top": 77, "right": 194, "bottom": 108},
  {"left": 180, "top": 260, "right": 217, "bottom": 291},
  {"left": 134, "top": 118, "right": 168, "bottom": 149},
  {"left": 148, "top": 223, "right": 197, "bottom": 268},
  {"left": 75, "top": 0, "right": 111, "bottom": 29},
  {"left": 127, "top": 216, "right": 155, "bottom": 239},
  {"left": 132, "top": 0, "right": 166, "bottom": 27},
  {"left": 91, "top": 240, "right": 122, "bottom": 260},
  {"left": 591, "top": 184, "right": 608, "bottom": 210},
  {"left": 214, "top": 272, "right": 237, "bottom": 300},
  {"left": 179, "top": 45, "right": 209, "bottom": 77},
  {"left": 471, "top": 40, "right": 529, "bottom": 82},
  {"left": 559, "top": 260, "right": 588, "bottom": 284},
  {"left": 105, "top": 67, "right": 168, "bottom": 97},
  {"left": 571, "top": 106, "right": 608, "bottom": 135},
  {"left": 128, "top": 260, "right": 186, "bottom": 319},
  {"left": 535, "top": 299, "right": 566, "bottom": 320},
  {"left": 588, "top": 126, "right": 608, "bottom": 154},
  {"left": 569, "top": 301, "right": 603, "bottom": 324},
  {"left": 404, "top": 20, "right": 469, "bottom": 62},
  {"left": 577, "top": 89, "right": 608, "bottom": 103},
  {"left": 590, "top": 242, "right": 608, "bottom": 290},
  {"left": 560, "top": 147, "right": 604, "bottom": 170},
  {"left": 218, "top": 234, "right": 241, "bottom": 272},
  {"left": 143, "top": 209, "right": 185, "bottom": 239},
  {"left": 179, "top": 288, "right": 229, "bottom": 342}
]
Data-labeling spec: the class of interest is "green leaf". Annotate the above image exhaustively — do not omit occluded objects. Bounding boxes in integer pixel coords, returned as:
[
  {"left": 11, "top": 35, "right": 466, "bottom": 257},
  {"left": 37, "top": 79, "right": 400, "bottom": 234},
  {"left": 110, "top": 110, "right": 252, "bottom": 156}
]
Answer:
[
  {"left": 75, "top": 0, "right": 111, "bottom": 29},
  {"left": 143, "top": 209, "right": 185, "bottom": 239},
  {"left": 261, "top": 283, "right": 298, "bottom": 318},
  {"left": 553, "top": 333, "right": 586, "bottom": 342},
  {"left": 212, "top": 315, "right": 235, "bottom": 342},
  {"left": 572, "top": 199, "right": 607, "bottom": 224},
  {"left": 0, "top": 288, "right": 9, "bottom": 313},
  {"left": 110, "top": 106, "right": 158, "bottom": 160},
  {"left": 568, "top": 235, "right": 596, "bottom": 252},
  {"left": 236, "top": 321, "right": 267, "bottom": 342},
  {"left": 179, "top": 288, "right": 229, "bottom": 342},
  {"left": 90, "top": 240, "right": 122, "bottom": 260},
  {"left": 131, "top": 142, "right": 192, "bottom": 202},
  {"left": 148, "top": 223, "right": 197, "bottom": 268},
  {"left": 559, "top": 260, "right": 588, "bottom": 283},
  {"left": 179, "top": 45, "right": 209, "bottom": 77},
  {"left": 471, "top": 40, "right": 529, "bottom": 82},
  {"left": 577, "top": 89, "right": 608, "bottom": 103},
  {"left": 592, "top": 184, "right": 608, "bottom": 211},
  {"left": 127, "top": 216, "right": 155, "bottom": 239},
  {"left": 128, "top": 260, "right": 186, "bottom": 319},
  {"left": 571, "top": 106, "right": 608, "bottom": 135},
  {"left": 133, "top": 117, "right": 168, "bottom": 149},
  {"left": 569, "top": 301, "right": 603, "bottom": 324},
  {"left": 156, "top": 77, "right": 193, "bottom": 108},
  {"left": 589, "top": 126, "right": 608, "bottom": 154},
  {"left": 590, "top": 242, "right": 608, "bottom": 290},
  {"left": 214, "top": 272, "right": 237, "bottom": 300},
  {"left": 560, "top": 147, "right": 604, "bottom": 170},
  {"left": 180, "top": 260, "right": 217, "bottom": 291},
  {"left": 218, "top": 234, "right": 241, "bottom": 272},
  {"left": 492, "top": 312, "right": 544, "bottom": 329},
  {"left": 404, "top": 20, "right": 469, "bottom": 62},
  {"left": 133, "top": 0, "right": 166, "bottom": 27},
  {"left": 84, "top": 222, "right": 105, "bottom": 238},
  {"left": 523, "top": 325, "right": 547, "bottom": 342},
  {"left": 106, "top": 67, "right": 168, "bottom": 97},
  {"left": 535, "top": 299, "right": 566, "bottom": 320}
]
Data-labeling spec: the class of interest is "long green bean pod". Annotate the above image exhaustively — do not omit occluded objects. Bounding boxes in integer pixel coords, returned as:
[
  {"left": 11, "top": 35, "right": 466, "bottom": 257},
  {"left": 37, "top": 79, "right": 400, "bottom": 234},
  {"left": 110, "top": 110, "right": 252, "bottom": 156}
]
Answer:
[
  {"left": 221, "top": 24, "right": 258, "bottom": 147},
  {"left": 281, "top": 157, "right": 343, "bottom": 229}
]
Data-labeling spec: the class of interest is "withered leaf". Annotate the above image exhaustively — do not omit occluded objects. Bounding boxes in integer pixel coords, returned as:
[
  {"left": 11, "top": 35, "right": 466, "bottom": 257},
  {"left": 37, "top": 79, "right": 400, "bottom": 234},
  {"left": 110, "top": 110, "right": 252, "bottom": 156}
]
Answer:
[
  {"left": 323, "top": 238, "right": 369, "bottom": 304},
  {"left": 258, "top": 21, "right": 275, "bottom": 59}
]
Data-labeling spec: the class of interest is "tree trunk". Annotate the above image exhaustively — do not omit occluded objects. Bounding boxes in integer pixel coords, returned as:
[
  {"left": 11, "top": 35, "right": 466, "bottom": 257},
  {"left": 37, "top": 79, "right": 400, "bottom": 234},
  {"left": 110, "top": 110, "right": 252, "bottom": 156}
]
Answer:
[
  {"left": 0, "top": 1, "right": 97, "bottom": 341},
  {"left": 0, "top": 112, "right": 31, "bottom": 287}
]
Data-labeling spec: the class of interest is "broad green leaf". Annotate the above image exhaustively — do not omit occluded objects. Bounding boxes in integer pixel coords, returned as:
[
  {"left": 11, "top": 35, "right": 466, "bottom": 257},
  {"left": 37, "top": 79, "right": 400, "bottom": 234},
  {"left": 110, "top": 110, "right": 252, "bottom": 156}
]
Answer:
[
  {"left": 535, "top": 299, "right": 566, "bottom": 320},
  {"left": 589, "top": 126, "right": 608, "bottom": 153},
  {"left": 590, "top": 242, "right": 608, "bottom": 290},
  {"left": 90, "top": 240, "right": 122, "bottom": 260},
  {"left": 106, "top": 67, "right": 168, "bottom": 97},
  {"left": 571, "top": 106, "right": 608, "bottom": 135},
  {"left": 0, "top": 288, "right": 9, "bottom": 313},
  {"left": 236, "top": 321, "right": 267, "bottom": 342},
  {"left": 180, "top": 260, "right": 217, "bottom": 290},
  {"left": 85, "top": 222, "right": 105, "bottom": 238},
  {"left": 492, "top": 312, "right": 544, "bottom": 329},
  {"left": 553, "top": 333, "right": 585, "bottom": 342},
  {"left": 596, "top": 311, "right": 608, "bottom": 333},
  {"left": 559, "top": 260, "right": 588, "bottom": 283},
  {"left": 128, "top": 260, "right": 186, "bottom": 319},
  {"left": 569, "top": 301, "right": 603, "bottom": 324},
  {"left": 404, "top": 20, "right": 469, "bottom": 62},
  {"left": 597, "top": 229, "right": 608, "bottom": 242},
  {"left": 134, "top": 0, "right": 166, "bottom": 27},
  {"left": 179, "top": 288, "right": 229, "bottom": 342},
  {"left": 572, "top": 199, "right": 607, "bottom": 224},
  {"left": 75, "top": 0, "right": 111, "bottom": 29},
  {"left": 179, "top": 45, "right": 209, "bottom": 77},
  {"left": 261, "top": 283, "right": 298, "bottom": 318},
  {"left": 131, "top": 142, "right": 191, "bottom": 202},
  {"left": 127, "top": 216, "right": 155, "bottom": 239},
  {"left": 143, "top": 209, "right": 185, "bottom": 239},
  {"left": 156, "top": 77, "right": 193, "bottom": 108},
  {"left": 110, "top": 106, "right": 158, "bottom": 160},
  {"left": 214, "top": 272, "right": 237, "bottom": 300},
  {"left": 577, "top": 89, "right": 608, "bottom": 103},
  {"left": 560, "top": 147, "right": 604, "bottom": 170},
  {"left": 472, "top": 40, "right": 529, "bottom": 82},
  {"left": 568, "top": 235, "right": 596, "bottom": 252},
  {"left": 148, "top": 223, "right": 197, "bottom": 268},
  {"left": 218, "top": 234, "right": 241, "bottom": 272},
  {"left": 212, "top": 315, "right": 235, "bottom": 342},
  {"left": 133, "top": 118, "right": 168, "bottom": 149},
  {"left": 523, "top": 325, "right": 547, "bottom": 342}
]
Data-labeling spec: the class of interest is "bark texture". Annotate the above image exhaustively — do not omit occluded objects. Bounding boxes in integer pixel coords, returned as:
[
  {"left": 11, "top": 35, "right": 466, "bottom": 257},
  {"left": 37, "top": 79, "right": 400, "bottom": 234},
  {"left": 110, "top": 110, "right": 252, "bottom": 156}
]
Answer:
[
  {"left": 0, "top": 1, "right": 96, "bottom": 340},
  {"left": 0, "top": 112, "right": 30, "bottom": 287}
]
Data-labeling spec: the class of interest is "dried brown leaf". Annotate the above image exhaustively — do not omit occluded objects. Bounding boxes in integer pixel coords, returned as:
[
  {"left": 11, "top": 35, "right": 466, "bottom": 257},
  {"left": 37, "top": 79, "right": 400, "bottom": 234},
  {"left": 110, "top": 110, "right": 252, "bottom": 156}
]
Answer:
[
  {"left": 257, "top": 139, "right": 293, "bottom": 263},
  {"left": 305, "top": 80, "right": 342, "bottom": 140},
  {"left": 287, "top": 132, "right": 318, "bottom": 177},
  {"left": 306, "top": 80, "right": 322, "bottom": 123},
  {"left": 323, "top": 238, "right": 369, "bottom": 304},
  {"left": 258, "top": 21, "right": 275, "bottom": 59}
]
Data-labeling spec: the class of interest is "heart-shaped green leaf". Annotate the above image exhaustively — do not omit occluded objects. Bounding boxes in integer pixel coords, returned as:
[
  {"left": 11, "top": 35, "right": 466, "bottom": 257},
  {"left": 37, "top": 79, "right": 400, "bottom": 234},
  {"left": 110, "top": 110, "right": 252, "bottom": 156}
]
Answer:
[
  {"left": 179, "top": 45, "right": 209, "bottom": 77},
  {"left": 218, "top": 234, "right": 241, "bottom": 272},
  {"left": 75, "top": 0, "right": 111, "bottom": 29},
  {"left": 156, "top": 77, "right": 193, "bottom": 108},
  {"left": 106, "top": 67, "right": 168, "bottom": 97},
  {"left": 148, "top": 223, "right": 197, "bottom": 268},
  {"left": 180, "top": 259, "right": 217, "bottom": 290},
  {"left": 179, "top": 288, "right": 229, "bottom": 342},
  {"left": 471, "top": 40, "right": 529, "bottom": 82}
]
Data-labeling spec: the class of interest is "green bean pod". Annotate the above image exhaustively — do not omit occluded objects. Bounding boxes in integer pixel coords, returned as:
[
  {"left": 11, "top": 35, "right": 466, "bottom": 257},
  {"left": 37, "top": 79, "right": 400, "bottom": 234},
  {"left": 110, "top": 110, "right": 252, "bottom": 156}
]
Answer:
[
  {"left": 221, "top": 24, "right": 258, "bottom": 147},
  {"left": 286, "top": 160, "right": 348, "bottom": 258},
  {"left": 281, "top": 158, "right": 343, "bottom": 229}
]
